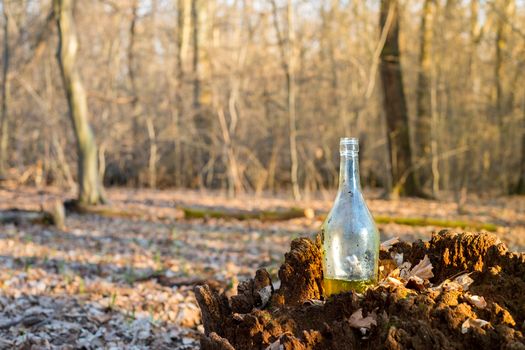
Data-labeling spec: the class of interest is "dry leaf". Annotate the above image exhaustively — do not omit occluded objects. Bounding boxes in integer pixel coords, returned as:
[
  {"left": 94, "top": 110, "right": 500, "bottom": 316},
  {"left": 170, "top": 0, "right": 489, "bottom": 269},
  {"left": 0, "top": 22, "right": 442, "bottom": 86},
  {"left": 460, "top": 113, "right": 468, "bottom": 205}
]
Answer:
[
  {"left": 435, "top": 273, "right": 474, "bottom": 292},
  {"left": 396, "top": 262, "right": 412, "bottom": 279},
  {"left": 258, "top": 285, "right": 273, "bottom": 308},
  {"left": 348, "top": 308, "right": 377, "bottom": 329},
  {"left": 391, "top": 252, "right": 404, "bottom": 266},
  {"left": 464, "top": 294, "right": 487, "bottom": 309},
  {"left": 454, "top": 273, "right": 474, "bottom": 291},
  {"left": 461, "top": 318, "right": 490, "bottom": 334},
  {"left": 408, "top": 255, "right": 434, "bottom": 280},
  {"left": 380, "top": 237, "right": 399, "bottom": 251},
  {"left": 379, "top": 277, "right": 404, "bottom": 288}
]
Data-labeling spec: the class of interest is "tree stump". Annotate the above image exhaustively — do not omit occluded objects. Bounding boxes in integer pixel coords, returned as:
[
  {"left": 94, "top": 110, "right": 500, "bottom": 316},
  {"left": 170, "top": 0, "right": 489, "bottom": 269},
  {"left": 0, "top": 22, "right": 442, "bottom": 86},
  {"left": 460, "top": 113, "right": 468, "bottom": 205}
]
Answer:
[{"left": 196, "top": 230, "right": 525, "bottom": 349}]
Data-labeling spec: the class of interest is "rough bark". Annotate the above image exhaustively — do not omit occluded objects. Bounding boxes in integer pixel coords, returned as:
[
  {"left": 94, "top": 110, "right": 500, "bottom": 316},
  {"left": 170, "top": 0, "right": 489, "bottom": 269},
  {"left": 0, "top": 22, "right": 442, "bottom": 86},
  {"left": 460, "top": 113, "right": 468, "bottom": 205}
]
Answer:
[
  {"left": 0, "top": 0, "right": 9, "bottom": 177},
  {"left": 379, "top": 0, "right": 422, "bottom": 198},
  {"left": 54, "top": 0, "right": 105, "bottom": 204},
  {"left": 271, "top": 237, "right": 324, "bottom": 306}
]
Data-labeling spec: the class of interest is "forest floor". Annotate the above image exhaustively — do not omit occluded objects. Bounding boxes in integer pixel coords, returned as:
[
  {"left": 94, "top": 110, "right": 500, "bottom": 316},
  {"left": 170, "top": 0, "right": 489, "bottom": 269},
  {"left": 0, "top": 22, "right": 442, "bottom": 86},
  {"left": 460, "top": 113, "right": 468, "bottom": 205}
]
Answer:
[{"left": 0, "top": 186, "right": 523, "bottom": 349}]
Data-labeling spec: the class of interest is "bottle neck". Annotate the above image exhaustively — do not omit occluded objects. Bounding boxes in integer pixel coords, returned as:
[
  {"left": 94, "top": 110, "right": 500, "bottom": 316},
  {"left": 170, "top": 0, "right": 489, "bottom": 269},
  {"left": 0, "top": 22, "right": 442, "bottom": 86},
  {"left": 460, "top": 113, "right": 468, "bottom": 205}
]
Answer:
[{"left": 339, "top": 154, "right": 361, "bottom": 192}]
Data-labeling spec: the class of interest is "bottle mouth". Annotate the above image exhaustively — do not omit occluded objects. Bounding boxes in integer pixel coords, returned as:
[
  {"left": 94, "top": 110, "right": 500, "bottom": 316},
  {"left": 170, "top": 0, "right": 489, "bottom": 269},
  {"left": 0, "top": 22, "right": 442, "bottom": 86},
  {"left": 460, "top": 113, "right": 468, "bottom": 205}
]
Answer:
[{"left": 340, "top": 137, "right": 359, "bottom": 156}]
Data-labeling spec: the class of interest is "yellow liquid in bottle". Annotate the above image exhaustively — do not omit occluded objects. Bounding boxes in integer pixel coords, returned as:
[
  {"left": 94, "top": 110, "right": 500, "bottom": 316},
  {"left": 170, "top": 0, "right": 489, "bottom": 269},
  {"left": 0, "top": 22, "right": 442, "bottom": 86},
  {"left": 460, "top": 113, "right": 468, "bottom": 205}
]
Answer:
[{"left": 323, "top": 278, "right": 375, "bottom": 297}]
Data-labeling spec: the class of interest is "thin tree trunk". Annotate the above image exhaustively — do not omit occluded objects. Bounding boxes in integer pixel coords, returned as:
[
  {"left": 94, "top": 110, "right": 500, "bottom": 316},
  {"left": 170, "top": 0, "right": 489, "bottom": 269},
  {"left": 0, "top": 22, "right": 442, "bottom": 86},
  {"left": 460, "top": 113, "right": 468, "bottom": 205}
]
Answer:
[
  {"left": 128, "top": 0, "right": 141, "bottom": 186},
  {"left": 415, "top": 0, "right": 434, "bottom": 189},
  {"left": 286, "top": 0, "right": 300, "bottom": 201},
  {"left": 0, "top": 0, "right": 9, "bottom": 177},
  {"left": 191, "top": 0, "right": 200, "bottom": 110},
  {"left": 379, "top": 0, "right": 421, "bottom": 198},
  {"left": 174, "top": 0, "right": 191, "bottom": 187},
  {"left": 514, "top": 99, "right": 525, "bottom": 194},
  {"left": 494, "top": 1, "right": 507, "bottom": 120},
  {"left": 494, "top": 0, "right": 513, "bottom": 191},
  {"left": 270, "top": 0, "right": 301, "bottom": 200},
  {"left": 217, "top": 107, "right": 242, "bottom": 197},
  {"left": 54, "top": 0, "right": 105, "bottom": 204},
  {"left": 146, "top": 116, "right": 157, "bottom": 188}
]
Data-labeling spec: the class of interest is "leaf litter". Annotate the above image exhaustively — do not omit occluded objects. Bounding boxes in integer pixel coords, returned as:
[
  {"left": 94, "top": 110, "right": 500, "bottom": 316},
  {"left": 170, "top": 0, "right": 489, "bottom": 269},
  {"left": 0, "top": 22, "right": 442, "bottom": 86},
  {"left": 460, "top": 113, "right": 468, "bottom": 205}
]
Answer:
[{"left": 0, "top": 187, "right": 524, "bottom": 348}]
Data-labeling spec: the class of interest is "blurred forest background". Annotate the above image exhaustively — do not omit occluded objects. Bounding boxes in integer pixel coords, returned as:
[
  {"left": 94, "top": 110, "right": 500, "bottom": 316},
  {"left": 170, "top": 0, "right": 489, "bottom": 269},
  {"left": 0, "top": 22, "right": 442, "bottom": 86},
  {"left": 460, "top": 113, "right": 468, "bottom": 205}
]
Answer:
[
  {"left": 0, "top": 0, "right": 524, "bottom": 201},
  {"left": 0, "top": 1, "right": 525, "bottom": 347}
]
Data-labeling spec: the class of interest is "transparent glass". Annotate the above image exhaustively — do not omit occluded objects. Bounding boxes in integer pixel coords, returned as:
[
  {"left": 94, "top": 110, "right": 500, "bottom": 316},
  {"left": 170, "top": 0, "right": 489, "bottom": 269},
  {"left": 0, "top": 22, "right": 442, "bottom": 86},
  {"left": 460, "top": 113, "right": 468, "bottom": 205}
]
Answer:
[{"left": 321, "top": 138, "right": 380, "bottom": 296}]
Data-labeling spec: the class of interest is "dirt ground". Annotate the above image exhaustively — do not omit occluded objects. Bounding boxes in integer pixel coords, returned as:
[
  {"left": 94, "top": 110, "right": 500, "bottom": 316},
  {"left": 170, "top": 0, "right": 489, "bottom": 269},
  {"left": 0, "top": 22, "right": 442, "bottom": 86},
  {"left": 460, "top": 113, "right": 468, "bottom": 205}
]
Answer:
[{"left": 0, "top": 186, "right": 523, "bottom": 349}]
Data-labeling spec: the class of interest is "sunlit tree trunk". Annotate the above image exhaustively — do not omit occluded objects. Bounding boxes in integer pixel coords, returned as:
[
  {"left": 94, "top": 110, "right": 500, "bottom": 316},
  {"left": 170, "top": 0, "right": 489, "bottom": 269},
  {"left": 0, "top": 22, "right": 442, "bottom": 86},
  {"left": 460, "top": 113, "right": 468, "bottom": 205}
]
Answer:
[
  {"left": 0, "top": 0, "right": 9, "bottom": 177},
  {"left": 286, "top": 0, "right": 300, "bottom": 201},
  {"left": 379, "top": 0, "right": 421, "bottom": 198},
  {"left": 415, "top": 0, "right": 434, "bottom": 190},
  {"left": 54, "top": 0, "right": 105, "bottom": 204}
]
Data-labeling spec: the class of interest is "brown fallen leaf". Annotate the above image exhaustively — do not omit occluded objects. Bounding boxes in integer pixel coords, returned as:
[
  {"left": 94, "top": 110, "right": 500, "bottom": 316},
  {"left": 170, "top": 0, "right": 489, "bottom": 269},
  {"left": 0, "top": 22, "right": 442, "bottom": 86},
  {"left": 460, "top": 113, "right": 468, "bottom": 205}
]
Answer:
[
  {"left": 390, "top": 252, "right": 404, "bottom": 266},
  {"left": 454, "top": 273, "right": 474, "bottom": 291},
  {"left": 380, "top": 237, "right": 399, "bottom": 251},
  {"left": 348, "top": 308, "right": 377, "bottom": 329},
  {"left": 464, "top": 294, "right": 487, "bottom": 309},
  {"left": 379, "top": 276, "right": 404, "bottom": 288},
  {"left": 434, "top": 272, "right": 474, "bottom": 292},
  {"left": 408, "top": 255, "right": 434, "bottom": 280},
  {"left": 461, "top": 318, "right": 490, "bottom": 334}
]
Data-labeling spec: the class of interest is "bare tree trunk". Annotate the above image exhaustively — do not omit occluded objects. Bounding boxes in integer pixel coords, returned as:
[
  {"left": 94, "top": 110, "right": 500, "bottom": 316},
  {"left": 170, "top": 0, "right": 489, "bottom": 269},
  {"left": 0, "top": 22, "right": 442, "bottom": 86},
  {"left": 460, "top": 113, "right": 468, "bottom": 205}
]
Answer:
[
  {"left": 286, "top": 1, "right": 300, "bottom": 201},
  {"left": 270, "top": 0, "right": 301, "bottom": 200},
  {"left": 174, "top": 0, "right": 191, "bottom": 187},
  {"left": 515, "top": 102, "right": 525, "bottom": 194},
  {"left": 494, "top": 0, "right": 513, "bottom": 191},
  {"left": 54, "top": 0, "right": 105, "bottom": 204},
  {"left": 191, "top": 0, "right": 200, "bottom": 110},
  {"left": 0, "top": 0, "right": 9, "bottom": 178},
  {"left": 146, "top": 116, "right": 157, "bottom": 188},
  {"left": 415, "top": 0, "right": 434, "bottom": 190},
  {"left": 217, "top": 107, "right": 242, "bottom": 197},
  {"left": 495, "top": 1, "right": 507, "bottom": 120},
  {"left": 128, "top": 0, "right": 141, "bottom": 186},
  {"left": 379, "top": 0, "right": 422, "bottom": 198}
]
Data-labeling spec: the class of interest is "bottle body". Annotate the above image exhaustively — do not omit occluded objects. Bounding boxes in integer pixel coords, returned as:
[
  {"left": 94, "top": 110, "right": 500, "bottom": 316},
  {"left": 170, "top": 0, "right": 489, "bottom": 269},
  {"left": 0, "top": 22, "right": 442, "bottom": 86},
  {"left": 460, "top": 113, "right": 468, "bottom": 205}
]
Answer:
[{"left": 322, "top": 138, "right": 379, "bottom": 296}]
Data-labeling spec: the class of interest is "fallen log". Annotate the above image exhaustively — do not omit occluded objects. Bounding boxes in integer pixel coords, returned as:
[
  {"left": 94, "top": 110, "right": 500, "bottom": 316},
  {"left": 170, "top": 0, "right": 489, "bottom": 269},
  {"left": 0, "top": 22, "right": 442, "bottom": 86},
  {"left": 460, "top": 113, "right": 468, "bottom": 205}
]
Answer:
[
  {"left": 181, "top": 205, "right": 312, "bottom": 221},
  {"left": 182, "top": 204, "right": 499, "bottom": 231},
  {"left": 374, "top": 215, "right": 499, "bottom": 232},
  {"left": 64, "top": 200, "right": 143, "bottom": 218},
  {"left": 196, "top": 230, "right": 525, "bottom": 349},
  {"left": 0, "top": 209, "right": 55, "bottom": 226}
]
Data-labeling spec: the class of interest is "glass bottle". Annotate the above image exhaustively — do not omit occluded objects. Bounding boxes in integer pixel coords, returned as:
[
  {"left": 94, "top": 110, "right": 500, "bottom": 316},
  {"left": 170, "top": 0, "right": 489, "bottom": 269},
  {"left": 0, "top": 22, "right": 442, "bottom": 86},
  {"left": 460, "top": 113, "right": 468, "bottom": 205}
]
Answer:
[{"left": 322, "top": 137, "right": 379, "bottom": 296}]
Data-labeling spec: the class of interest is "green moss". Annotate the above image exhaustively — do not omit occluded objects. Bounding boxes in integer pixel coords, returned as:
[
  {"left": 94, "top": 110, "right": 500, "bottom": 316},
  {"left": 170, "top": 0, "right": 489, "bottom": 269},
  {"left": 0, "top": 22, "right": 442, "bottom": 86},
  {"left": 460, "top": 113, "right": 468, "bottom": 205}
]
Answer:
[
  {"left": 374, "top": 215, "right": 498, "bottom": 232},
  {"left": 181, "top": 206, "right": 305, "bottom": 222}
]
